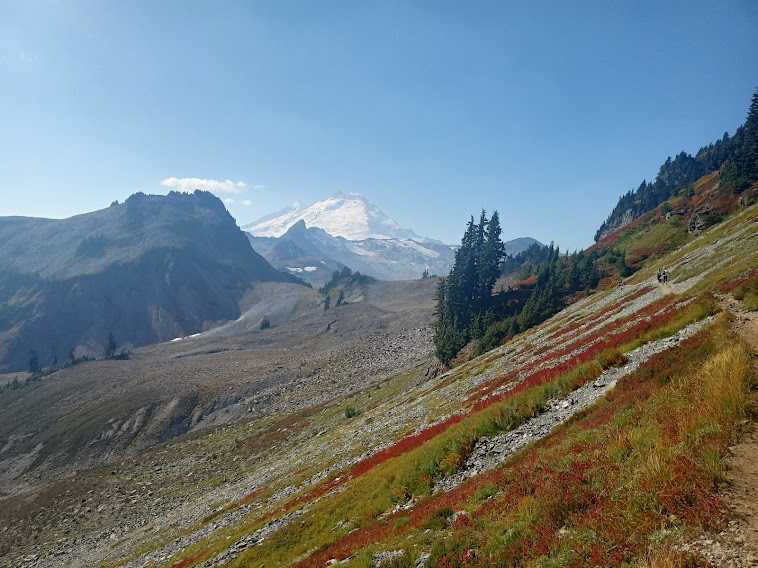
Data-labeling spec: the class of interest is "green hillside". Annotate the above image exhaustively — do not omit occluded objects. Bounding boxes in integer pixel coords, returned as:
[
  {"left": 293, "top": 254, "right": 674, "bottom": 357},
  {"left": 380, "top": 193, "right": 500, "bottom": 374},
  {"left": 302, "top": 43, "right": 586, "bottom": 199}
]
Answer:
[
  {"left": 595, "top": 87, "right": 758, "bottom": 241},
  {"left": 2, "top": 96, "right": 758, "bottom": 568}
]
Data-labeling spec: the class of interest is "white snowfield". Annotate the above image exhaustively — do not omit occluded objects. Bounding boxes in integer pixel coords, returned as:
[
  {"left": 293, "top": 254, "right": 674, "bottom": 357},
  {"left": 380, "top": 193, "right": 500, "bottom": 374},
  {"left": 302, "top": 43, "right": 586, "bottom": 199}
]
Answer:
[{"left": 243, "top": 191, "right": 419, "bottom": 241}]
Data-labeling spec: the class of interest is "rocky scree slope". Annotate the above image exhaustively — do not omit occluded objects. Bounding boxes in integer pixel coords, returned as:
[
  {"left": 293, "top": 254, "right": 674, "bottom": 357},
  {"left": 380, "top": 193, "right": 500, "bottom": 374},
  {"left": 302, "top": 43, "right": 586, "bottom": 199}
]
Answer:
[{"left": 0, "top": 277, "right": 438, "bottom": 504}]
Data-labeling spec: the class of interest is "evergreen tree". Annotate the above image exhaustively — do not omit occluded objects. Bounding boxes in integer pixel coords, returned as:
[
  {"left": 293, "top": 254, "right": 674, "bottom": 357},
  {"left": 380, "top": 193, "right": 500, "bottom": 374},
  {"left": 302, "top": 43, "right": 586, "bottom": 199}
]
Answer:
[
  {"left": 738, "top": 86, "right": 758, "bottom": 184},
  {"left": 28, "top": 350, "right": 40, "bottom": 374},
  {"left": 478, "top": 210, "right": 506, "bottom": 309},
  {"left": 105, "top": 332, "right": 117, "bottom": 359},
  {"left": 597, "top": 86, "right": 758, "bottom": 239},
  {"left": 433, "top": 211, "right": 507, "bottom": 364}
]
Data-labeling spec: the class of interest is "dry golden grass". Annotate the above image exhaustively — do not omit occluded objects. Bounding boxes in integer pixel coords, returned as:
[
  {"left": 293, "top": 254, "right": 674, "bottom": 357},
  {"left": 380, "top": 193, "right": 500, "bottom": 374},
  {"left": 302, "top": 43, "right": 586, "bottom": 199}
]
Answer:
[
  {"left": 701, "top": 341, "right": 753, "bottom": 420},
  {"left": 640, "top": 547, "right": 706, "bottom": 568}
]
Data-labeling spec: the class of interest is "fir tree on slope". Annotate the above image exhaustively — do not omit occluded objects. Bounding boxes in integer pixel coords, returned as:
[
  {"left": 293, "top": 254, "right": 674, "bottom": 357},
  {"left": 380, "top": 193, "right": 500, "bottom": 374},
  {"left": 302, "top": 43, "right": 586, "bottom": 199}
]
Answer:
[
  {"left": 433, "top": 210, "right": 505, "bottom": 364},
  {"left": 735, "top": 87, "right": 758, "bottom": 186},
  {"left": 434, "top": 217, "right": 609, "bottom": 365}
]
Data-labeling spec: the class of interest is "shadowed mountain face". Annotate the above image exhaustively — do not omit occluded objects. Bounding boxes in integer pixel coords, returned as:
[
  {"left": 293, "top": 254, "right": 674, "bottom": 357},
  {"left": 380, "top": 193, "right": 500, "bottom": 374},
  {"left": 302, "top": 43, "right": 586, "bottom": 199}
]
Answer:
[
  {"left": 0, "top": 191, "right": 302, "bottom": 372},
  {"left": 503, "top": 236, "right": 543, "bottom": 256}
]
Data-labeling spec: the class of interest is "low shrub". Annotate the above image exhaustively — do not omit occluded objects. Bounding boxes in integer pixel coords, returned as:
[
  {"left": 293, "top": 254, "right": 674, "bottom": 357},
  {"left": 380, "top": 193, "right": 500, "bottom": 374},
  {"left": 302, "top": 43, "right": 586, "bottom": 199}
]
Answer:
[{"left": 420, "top": 507, "right": 454, "bottom": 531}]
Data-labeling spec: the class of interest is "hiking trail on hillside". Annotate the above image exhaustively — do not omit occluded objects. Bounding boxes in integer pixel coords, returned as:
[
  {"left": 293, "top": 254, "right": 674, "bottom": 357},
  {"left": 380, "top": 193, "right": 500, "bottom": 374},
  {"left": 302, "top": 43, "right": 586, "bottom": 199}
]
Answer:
[
  {"left": 721, "top": 295, "right": 758, "bottom": 564},
  {"left": 682, "top": 295, "right": 758, "bottom": 567}
]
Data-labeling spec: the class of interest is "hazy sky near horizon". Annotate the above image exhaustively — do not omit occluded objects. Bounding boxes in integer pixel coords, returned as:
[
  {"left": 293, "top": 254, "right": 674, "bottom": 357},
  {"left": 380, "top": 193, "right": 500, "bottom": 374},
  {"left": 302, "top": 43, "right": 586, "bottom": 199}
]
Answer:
[{"left": 1, "top": 1, "right": 756, "bottom": 251}]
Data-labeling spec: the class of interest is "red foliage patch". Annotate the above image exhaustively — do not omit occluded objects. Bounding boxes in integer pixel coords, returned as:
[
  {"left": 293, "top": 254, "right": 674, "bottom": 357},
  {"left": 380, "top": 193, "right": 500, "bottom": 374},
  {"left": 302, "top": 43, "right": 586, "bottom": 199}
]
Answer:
[
  {"left": 240, "top": 489, "right": 261, "bottom": 504},
  {"left": 469, "top": 299, "right": 680, "bottom": 414},
  {"left": 291, "top": 291, "right": 670, "bottom": 509},
  {"left": 533, "top": 296, "right": 674, "bottom": 368},
  {"left": 518, "top": 274, "right": 538, "bottom": 287},
  {"left": 293, "top": 465, "right": 512, "bottom": 568},
  {"left": 719, "top": 267, "right": 758, "bottom": 293},
  {"left": 463, "top": 370, "right": 519, "bottom": 406},
  {"left": 272, "top": 413, "right": 470, "bottom": 521},
  {"left": 546, "top": 286, "right": 653, "bottom": 342},
  {"left": 294, "top": 326, "right": 722, "bottom": 568},
  {"left": 169, "top": 549, "right": 210, "bottom": 568}
]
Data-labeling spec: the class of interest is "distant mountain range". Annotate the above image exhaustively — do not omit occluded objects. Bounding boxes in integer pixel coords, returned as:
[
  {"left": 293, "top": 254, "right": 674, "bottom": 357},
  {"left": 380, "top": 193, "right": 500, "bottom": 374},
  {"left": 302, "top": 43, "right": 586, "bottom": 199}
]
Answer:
[
  {"left": 248, "top": 220, "right": 457, "bottom": 284},
  {"left": 0, "top": 191, "right": 303, "bottom": 372},
  {"left": 245, "top": 192, "right": 542, "bottom": 285}
]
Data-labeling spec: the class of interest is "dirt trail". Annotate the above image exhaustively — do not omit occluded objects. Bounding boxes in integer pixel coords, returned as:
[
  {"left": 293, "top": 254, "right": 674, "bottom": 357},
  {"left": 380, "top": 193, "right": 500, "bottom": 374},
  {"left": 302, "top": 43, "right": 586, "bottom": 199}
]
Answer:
[
  {"left": 658, "top": 280, "right": 690, "bottom": 296},
  {"left": 695, "top": 295, "right": 758, "bottom": 567},
  {"left": 722, "top": 296, "right": 758, "bottom": 551}
]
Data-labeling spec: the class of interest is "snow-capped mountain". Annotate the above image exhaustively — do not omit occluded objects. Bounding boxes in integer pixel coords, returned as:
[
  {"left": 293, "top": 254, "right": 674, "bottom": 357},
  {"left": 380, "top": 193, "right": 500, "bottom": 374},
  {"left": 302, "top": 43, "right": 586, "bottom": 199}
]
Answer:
[
  {"left": 247, "top": 220, "right": 455, "bottom": 285},
  {"left": 243, "top": 191, "right": 543, "bottom": 283},
  {"left": 243, "top": 191, "right": 421, "bottom": 241}
]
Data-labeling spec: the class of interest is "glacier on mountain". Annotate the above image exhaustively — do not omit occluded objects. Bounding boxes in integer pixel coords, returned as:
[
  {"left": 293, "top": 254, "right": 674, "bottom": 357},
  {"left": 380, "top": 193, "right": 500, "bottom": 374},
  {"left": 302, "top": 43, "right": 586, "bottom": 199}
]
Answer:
[{"left": 243, "top": 191, "right": 420, "bottom": 241}]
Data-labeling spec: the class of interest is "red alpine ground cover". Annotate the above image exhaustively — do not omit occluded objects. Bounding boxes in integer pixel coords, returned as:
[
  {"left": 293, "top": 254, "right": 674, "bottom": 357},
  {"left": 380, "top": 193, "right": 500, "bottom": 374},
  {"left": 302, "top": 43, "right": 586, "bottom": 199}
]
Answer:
[
  {"left": 719, "top": 267, "right": 758, "bottom": 293},
  {"left": 546, "top": 286, "right": 654, "bottom": 342},
  {"left": 294, "top": 327, "right": 724, "bottom": 568},
  {"left": 291, "top": 295, "right": 681, "bottom": 513}
]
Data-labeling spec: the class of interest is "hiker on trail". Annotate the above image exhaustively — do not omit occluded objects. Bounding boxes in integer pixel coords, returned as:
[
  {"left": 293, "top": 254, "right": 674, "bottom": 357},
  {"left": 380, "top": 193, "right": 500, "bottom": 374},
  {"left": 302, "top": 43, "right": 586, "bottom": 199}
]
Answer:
[
  {"left": 657, "top": 269, "right": 662, "bottom": 283},
  {"left": 663, "top": 270, "right": 668, "bottom": 284}
]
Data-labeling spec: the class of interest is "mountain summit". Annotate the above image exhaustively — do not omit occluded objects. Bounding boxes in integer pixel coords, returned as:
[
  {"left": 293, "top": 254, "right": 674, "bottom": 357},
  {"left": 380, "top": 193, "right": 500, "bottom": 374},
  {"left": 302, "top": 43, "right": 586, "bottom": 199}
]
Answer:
[
  {"left": 243, "top": 191, "right": 420, "bottom": 241},
  {"left": 0, "top": 190, "right": 303, "bottom": 372}
]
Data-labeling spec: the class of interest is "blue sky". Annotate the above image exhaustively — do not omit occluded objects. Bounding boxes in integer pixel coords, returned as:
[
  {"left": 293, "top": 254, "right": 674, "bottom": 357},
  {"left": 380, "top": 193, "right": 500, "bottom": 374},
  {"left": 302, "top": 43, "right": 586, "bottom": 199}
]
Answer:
[{"left": 1, "top": 1, "right": 756, "bottom": 251}]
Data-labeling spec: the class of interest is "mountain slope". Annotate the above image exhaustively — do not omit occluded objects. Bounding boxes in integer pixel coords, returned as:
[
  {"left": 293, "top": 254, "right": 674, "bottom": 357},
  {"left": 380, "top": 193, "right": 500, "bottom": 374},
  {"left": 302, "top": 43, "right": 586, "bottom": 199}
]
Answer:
[
  {"left": 595, "top": 86, "right": 758, "bottom": 241},
  {"left": 245, "top": 193, "right": 544, "bottom": 284},
  {"left": 248, "top": 220, "right": 456, "bottom": 284},
  {"left": 503, "top": 236, "right": 543, "bottom": 256},
  {"left": 243, "top": 190, "right": 421, "bottom": 240},
  {"left": 4, "top": 196, "right": 756, "bottom": 567},
  {"left": 248, "top": 220, "right": 542, "bottom": 286},
  {"left": 0, "top": 190, "right": 302, "bottom": 372}
]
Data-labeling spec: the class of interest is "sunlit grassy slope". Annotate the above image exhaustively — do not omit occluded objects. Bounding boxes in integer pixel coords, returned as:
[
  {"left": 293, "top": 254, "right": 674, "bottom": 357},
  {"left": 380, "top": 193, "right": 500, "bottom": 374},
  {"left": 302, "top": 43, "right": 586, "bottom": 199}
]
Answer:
[
  {"left": 6, "top": 193, "right": 755, "bottom": 567},
  {"left": 117, "top": 197, "right": 758, "bottom": 568}
]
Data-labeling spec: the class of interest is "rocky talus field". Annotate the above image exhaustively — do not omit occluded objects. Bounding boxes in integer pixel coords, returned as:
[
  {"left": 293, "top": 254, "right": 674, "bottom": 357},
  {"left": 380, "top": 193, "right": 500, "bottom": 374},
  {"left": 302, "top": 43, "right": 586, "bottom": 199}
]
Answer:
[{"left": 2, "top": 204, "right": 758, "bottom": 567}]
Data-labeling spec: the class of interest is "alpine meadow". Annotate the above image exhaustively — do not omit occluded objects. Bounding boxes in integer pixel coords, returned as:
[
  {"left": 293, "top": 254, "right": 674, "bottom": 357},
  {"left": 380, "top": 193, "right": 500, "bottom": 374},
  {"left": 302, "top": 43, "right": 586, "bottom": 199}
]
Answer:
[{"left": 1, "top": 3, "right": 758, "bottom": 568}]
